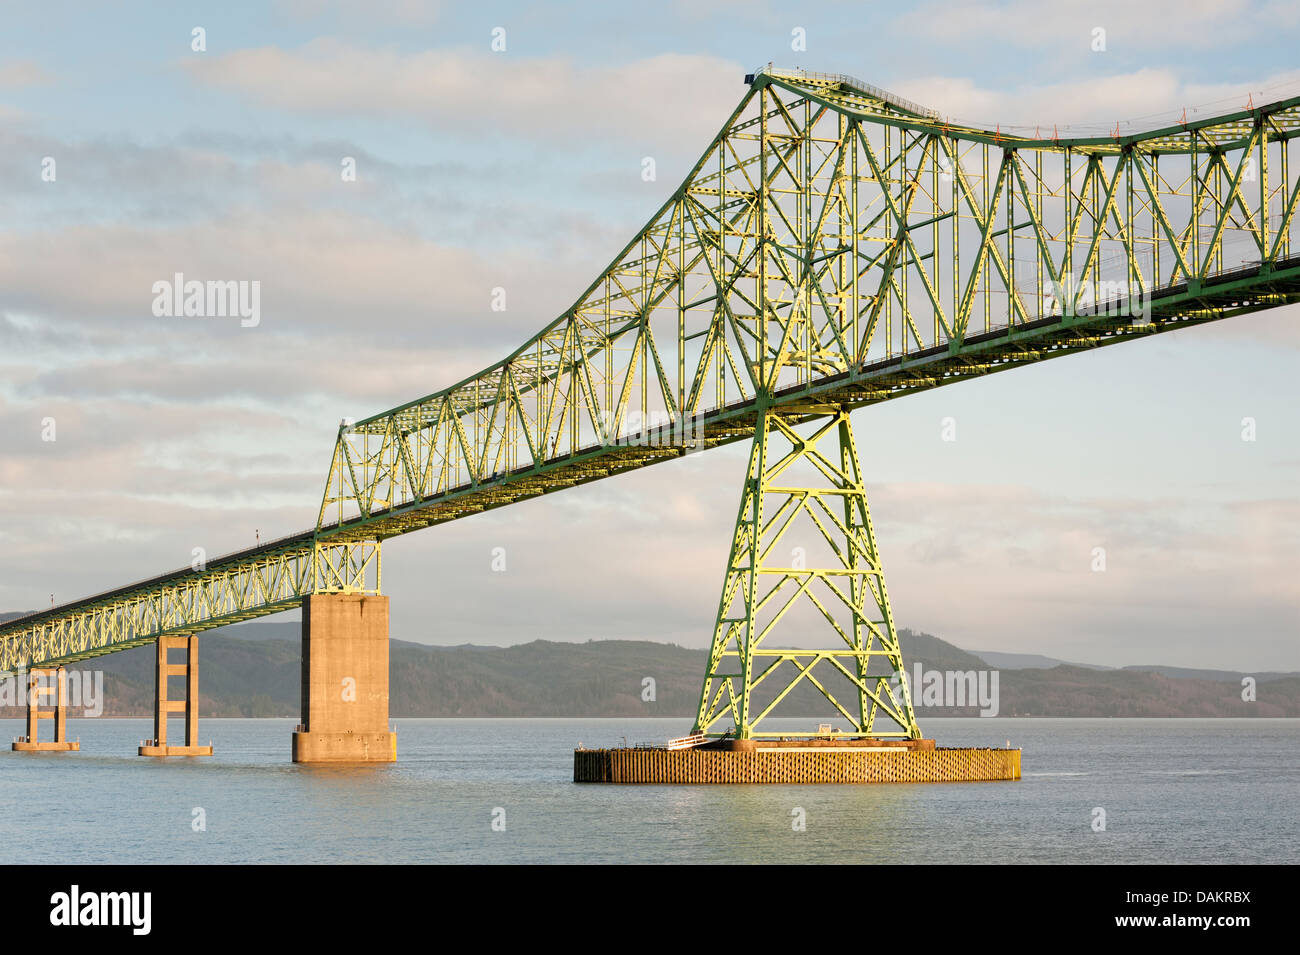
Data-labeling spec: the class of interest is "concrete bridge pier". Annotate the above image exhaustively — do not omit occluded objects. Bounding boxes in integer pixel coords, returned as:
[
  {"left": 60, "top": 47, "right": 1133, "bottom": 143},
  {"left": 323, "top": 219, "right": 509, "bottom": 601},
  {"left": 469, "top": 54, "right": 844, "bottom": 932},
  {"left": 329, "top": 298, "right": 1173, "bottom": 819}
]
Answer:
[
  {"left": 12, "top": 666, "right": 79, "bottom": 751},
  {"left": 292, "top": 593, "right": 396, "bottom": 763},
  {"left": 139, "top": 634, "right": 212, "bottom": 757}
]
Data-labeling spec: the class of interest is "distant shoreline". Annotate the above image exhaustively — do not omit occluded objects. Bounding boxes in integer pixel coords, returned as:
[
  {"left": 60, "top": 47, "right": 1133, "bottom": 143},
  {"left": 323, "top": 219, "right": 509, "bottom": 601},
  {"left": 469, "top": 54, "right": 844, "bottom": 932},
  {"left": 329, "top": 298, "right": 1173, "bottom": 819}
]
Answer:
[{"left": 2, "top": 624, "right": 1295, "bottom": 720}]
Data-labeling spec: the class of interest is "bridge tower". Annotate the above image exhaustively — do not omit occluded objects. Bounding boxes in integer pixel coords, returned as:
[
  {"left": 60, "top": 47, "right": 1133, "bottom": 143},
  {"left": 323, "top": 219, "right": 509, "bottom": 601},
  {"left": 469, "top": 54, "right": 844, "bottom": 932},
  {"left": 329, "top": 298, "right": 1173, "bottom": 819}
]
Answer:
[{"left": 692, "top": 404, "right": 922, "bottom": 743}]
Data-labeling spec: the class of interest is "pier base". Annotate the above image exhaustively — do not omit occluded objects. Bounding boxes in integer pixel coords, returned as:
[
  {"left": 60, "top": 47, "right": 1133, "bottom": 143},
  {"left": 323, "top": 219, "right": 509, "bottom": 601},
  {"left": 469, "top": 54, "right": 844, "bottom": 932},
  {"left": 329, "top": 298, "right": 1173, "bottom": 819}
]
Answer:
[
  {"left": 574, "top": 740, "right": 1020, "bottom": 783},
  {"left": 11, "top": 667, "right": 79, "bottom": 752},
  {"left": 138, "top": 635, "right": 212, "bottom": 757},
  {"left": 292, "top": 593, "right": 395, "bottom": 763}
]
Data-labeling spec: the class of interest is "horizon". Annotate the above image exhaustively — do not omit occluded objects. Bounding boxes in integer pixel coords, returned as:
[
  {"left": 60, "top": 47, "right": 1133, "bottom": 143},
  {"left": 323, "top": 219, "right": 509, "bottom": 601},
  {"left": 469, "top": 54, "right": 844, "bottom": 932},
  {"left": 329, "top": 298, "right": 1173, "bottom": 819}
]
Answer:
[{"left": 5, "top": 611, "right": 1288, "bottom": 676}]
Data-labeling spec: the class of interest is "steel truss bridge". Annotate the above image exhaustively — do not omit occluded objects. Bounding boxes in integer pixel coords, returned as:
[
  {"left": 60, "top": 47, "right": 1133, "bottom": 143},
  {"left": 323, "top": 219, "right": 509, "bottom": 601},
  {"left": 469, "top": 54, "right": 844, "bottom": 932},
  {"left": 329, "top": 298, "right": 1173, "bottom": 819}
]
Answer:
[{"left": 4, "top": 67, "right": 1299, "bottom": 740}]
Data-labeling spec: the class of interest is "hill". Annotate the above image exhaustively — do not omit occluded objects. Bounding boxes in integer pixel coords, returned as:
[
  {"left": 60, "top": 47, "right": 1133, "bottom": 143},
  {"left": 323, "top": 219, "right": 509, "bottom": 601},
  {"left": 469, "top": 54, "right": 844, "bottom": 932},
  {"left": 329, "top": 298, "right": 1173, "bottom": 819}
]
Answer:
[{"left": 0, "top": 620, "right": 1295, "bottom": 718}]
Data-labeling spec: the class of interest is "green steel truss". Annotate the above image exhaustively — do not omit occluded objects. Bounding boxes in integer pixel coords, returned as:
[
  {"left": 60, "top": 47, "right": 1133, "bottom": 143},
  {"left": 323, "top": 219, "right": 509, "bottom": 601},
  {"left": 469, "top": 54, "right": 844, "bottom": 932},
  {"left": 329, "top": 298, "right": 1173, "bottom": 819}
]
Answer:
[
  {"left": 694, "top": 404, "right": 920, "bottom": 739},
  {"left": 315, "top": 68, "right": 1300, "bottom": 544},
  {"left": 0, "top": 542, "right": 379, "bottom": 671},
  {"left": 5, "top": 67, "right": 1300, "bottom": 674}
]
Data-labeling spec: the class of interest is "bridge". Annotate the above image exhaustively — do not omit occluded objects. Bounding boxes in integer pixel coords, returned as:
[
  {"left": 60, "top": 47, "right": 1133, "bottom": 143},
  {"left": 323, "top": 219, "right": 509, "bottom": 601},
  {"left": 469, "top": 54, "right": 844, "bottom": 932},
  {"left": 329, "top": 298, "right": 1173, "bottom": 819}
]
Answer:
[{"left": 4, "top": 67, "right": 1299, "bottom": 759}]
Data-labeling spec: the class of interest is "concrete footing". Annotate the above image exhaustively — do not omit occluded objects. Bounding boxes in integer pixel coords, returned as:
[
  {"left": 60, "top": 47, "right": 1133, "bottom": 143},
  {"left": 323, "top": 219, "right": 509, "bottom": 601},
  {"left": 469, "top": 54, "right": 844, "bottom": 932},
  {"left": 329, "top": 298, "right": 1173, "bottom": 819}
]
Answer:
[
  {"left": 574, "top": 740, "right": 1020, "bottom": 783},
  {"left": 137, "top": 743, "right": 213, "bottom": 757},
  {"left": 138, "top": 635, "right": 212, "bottom": 757},
  {"left": 292, "top": 729, "right": 396, "bottom": 762},
  {"left": 12, "top": 667, "right": 79, "bottom": 752},
  {"left": 292, "top": 593, "right": 395, "bottom": 763},
  {"left": 12, "top": 740, "right": 79, "bottom": 752}
]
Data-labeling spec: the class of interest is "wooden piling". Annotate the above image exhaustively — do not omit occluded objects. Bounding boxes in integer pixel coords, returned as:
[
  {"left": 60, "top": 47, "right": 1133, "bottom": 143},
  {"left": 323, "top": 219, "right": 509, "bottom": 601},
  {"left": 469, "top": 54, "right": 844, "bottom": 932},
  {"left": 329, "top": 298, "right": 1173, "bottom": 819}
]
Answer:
[{"left": 573, "top": 744, "right": 1020, "bottom": 783}]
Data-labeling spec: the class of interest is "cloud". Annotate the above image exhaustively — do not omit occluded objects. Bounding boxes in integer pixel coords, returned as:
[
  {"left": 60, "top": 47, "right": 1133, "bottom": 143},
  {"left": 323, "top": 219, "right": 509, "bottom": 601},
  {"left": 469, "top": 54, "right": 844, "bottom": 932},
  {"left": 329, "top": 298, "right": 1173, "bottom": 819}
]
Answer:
[
  {"left": 182, "top": 42, "right": 743, "bottom": 146},
  {"left": 900, "top": 66, "right": 1300, "bottom": 133},
  {"left": 0, "top": 120, "right": 681, "bottom": 363},
  {"left": 364, "top": 470, "right": 1300, "bottom": 670},
  {"left": 273, "top": 0, "right": 444, "bottom": 25},
  {"left": 0, "top": 207, "right": 595, "bottom": 352},
  {"left": 0, "top": 59, "right": 54, "bottom": 88},
  {"left": 867, "top": 481, "right": 1300, "bottom": 668},
  {"left": 909, "top": 0, "right": 1262, "bottom": 52}
]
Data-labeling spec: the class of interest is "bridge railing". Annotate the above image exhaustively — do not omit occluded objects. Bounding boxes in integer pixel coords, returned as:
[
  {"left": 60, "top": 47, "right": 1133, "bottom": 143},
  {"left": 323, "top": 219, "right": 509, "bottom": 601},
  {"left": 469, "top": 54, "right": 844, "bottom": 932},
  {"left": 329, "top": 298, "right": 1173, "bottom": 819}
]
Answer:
[{"left": 754, "top": 66, "right": 941, "bottom": 119}]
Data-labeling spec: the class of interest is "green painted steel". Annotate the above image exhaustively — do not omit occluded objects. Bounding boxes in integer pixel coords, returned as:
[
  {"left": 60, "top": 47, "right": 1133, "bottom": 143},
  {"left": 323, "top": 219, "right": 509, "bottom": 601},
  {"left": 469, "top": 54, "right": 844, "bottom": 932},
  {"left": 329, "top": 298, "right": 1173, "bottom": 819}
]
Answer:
[
  {"left": 693, "top": 406, "right": 921, "bottom": 739},
  {"left": 4, "top": 67, "right": 1299, "bottom": 677},
  {"left": 0, "top": 542, "right": 379, "bottom": 671}
]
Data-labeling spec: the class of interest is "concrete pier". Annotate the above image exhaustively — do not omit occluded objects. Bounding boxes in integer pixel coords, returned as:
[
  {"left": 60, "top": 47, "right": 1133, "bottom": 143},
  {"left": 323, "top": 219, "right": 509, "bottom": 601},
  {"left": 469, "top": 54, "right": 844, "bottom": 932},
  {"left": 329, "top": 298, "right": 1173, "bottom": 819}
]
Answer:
[
  {"left": 138, "top": 635, "right": 212, "bottom": 757},
  {"left": 574, "top": 739, "right": 1020, "bottom": 783},
  {"left": 292, "top": 593, "right": 396, "bottom": 763},
  {"left": 11, "top": 667, "right": 79, "bottom": 752}
]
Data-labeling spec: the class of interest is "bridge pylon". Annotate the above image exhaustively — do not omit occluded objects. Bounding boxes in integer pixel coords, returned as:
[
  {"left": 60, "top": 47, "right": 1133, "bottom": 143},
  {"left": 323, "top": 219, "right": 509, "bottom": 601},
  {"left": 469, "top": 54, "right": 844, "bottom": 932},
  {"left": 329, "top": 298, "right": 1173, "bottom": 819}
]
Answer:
[
  {"left": 692, "top": 404, "right": 921, "bottom": 743},
  {"left": 139, "top": 635, "right": 212, "bottom": 757},
  {"left": 292, "top": 591, "right": 395, "bottom": 763},
  {"left": 11, "top": 666, "right": 79, "bottom": 752}
]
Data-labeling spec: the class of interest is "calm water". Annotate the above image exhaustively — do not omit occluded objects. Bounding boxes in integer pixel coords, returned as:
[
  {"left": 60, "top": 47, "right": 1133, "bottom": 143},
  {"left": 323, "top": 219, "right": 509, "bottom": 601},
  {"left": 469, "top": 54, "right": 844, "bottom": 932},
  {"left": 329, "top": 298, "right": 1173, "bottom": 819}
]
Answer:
[{"left": 1, "top": 718, "right": 1295, "bottom": 864}]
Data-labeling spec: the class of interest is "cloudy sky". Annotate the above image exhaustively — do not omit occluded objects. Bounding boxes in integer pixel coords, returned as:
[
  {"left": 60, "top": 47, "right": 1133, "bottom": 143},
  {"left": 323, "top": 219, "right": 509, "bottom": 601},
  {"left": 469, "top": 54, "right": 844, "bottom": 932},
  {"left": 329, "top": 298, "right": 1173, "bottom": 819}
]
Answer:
[{"left": 1, "top": 0, "right": 1298, "bottom": 670}]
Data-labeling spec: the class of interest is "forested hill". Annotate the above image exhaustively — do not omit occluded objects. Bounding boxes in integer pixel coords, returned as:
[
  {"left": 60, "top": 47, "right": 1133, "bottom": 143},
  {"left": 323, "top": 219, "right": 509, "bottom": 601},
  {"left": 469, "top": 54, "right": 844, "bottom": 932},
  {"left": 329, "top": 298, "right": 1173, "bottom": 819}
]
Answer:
[{"left": 1, "top": 620, "right": 1293, "bottom": 718}]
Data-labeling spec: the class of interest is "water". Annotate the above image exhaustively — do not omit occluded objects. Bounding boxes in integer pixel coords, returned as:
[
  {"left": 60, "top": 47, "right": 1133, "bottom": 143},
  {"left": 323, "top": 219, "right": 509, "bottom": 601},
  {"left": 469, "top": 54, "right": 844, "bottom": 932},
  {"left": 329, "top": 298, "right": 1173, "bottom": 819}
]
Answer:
[{"left": 1, "top": 718, "right": 1296, "bottom": 864}]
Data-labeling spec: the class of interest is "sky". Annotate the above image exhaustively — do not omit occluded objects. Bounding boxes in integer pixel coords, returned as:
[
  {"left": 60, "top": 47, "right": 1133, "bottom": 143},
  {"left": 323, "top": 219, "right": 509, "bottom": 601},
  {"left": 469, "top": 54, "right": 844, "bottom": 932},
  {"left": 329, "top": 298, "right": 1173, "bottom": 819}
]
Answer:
[{"left": 1, "top": 0, "right": 1298, "bottom": 670}]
